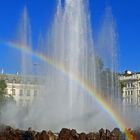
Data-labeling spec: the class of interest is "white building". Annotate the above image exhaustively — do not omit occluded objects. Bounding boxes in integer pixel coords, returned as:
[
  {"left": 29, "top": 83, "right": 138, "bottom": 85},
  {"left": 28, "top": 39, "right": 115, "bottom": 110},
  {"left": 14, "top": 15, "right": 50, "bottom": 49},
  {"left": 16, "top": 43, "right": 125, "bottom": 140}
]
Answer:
[
  {"left": 2, "top": 71, "right": 140, "bottom": 109},
  {"left": 119, "top": 70, "right": 140, "bottom": 109},
  {"left": 0, "top": 74, "right": 44, "bottom": 107}
]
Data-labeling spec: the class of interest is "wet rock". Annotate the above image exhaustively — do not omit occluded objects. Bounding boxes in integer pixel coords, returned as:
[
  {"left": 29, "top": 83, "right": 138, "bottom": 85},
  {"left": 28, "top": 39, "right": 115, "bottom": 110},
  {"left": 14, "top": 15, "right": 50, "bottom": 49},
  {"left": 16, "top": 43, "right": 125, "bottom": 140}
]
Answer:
[
  {"left": 99, "top": 128, "right": 107, "bottom": 140},
  {"left": 111, "top": 128, "right": 121, "bottom": 140},
  {"left": 0, "top": 125, "right": 140, "bottom": 140},
  {"left": 58, "top": 128, "right": 74, "bottom": 140},
  {"left": 86, "top": 132, "right": 97, "bottom": 140},
  {"left": 39, "top": 130, "right": 49, "bottom": 140},
  {"left": 106, "top": 129, "right": 111, "bottom": 140},
  {"left": 78, "top": 132, "right": 87, "bottom": 140},
  {"left": 48, "top": 130, "right": 57, "bottom": 140},
  {"left": 34, "top": 132, "right": 40, "bottom": 140},
  {"left": 23, "top": 130, "right": 33, "bottom": 140},
  {"left": 70, "top": 129, "right": 79, "bottom": 139}
]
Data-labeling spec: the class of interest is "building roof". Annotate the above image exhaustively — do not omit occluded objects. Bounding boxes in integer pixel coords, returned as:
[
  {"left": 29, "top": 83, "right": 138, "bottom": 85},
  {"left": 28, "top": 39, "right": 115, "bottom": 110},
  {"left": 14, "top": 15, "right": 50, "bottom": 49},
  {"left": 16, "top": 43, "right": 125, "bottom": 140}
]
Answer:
[
  {"left": 119, "top": 70, "right": 140, "bottom": 76},
  {"left": 0, "top": 74, "right": 45, "bottom": 85}
]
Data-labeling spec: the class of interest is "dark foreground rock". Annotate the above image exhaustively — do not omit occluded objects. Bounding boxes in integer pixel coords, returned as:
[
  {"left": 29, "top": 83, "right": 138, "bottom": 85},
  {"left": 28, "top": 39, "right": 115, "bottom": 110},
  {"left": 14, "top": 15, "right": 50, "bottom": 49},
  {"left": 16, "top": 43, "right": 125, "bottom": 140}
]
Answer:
[{"left": 0, "top": 125, "right": 139, "bottom": 140}]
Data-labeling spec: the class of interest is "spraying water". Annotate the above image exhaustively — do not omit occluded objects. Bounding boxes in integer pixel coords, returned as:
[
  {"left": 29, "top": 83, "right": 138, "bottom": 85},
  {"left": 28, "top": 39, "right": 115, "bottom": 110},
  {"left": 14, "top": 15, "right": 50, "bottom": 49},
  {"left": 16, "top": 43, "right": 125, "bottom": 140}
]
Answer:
[{"left": 1, "top": 0, "right": 122, "bottom": 132}]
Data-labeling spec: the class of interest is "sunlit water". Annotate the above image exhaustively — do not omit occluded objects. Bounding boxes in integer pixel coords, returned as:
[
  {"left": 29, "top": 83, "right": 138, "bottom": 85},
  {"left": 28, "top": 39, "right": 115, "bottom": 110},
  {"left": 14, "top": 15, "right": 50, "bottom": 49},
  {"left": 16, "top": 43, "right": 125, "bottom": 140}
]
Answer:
[{"left": 1, "top": 0, "right": 133, "bottom": 132}]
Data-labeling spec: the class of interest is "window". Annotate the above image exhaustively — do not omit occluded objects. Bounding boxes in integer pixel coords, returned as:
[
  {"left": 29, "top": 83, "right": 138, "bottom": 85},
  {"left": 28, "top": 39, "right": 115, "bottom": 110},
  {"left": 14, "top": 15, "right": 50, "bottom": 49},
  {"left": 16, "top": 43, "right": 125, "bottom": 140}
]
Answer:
[
  {"left": 126, "top": 83, "right": 129, "bottom": 88},
  {"left": 126, "top": 98, "right": 132, "bottom": 104},
  {"left": 127, "top": 83, "right": 132, "bottom": 88},
  {"left": 125, "top": 91, "right": 133, "bottom": 96},
  {"left": 128, "top": 91, "right": 130, "bottom": 95},
  {"left": 19, "top": 89, "right": 23, "bottom": 96},
  {"left": 125, "top": 91, "right": 127, "bottom": 96},
  {"left": 27, "top": 90, "right": 30, "bottom": 96},
  {"left": 12, "top": 89, "right": 16, "bottom": 95}
]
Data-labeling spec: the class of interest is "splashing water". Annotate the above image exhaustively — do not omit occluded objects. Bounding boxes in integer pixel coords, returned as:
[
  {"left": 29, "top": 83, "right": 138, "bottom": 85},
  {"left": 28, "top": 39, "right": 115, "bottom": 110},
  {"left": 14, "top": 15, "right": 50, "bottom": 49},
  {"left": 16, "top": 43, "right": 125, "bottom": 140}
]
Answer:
[{"left": 1, "top": 0, "right": 123, "bottom": 132}]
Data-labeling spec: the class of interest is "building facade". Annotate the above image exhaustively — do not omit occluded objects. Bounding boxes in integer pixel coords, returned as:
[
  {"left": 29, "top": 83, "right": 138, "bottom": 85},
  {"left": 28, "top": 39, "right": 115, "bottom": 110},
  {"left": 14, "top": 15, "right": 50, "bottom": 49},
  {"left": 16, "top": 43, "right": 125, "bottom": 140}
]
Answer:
[
  {"left": 0, "top": 74, "right": 44, "bottom": 107},
  {"left": 119, "top": 70, "right": 140, "bottom": 110},
  {"left": 1, "top": 71, "right": 140, "bottom": 109}
]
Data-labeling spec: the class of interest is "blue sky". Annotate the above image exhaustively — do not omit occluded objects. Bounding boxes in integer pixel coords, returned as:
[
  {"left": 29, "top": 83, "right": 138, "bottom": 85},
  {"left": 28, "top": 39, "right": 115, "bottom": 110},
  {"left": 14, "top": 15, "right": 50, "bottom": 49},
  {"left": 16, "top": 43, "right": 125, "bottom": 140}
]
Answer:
[{"left": 0, "top": 0, "right": 140, "bottom": 73}]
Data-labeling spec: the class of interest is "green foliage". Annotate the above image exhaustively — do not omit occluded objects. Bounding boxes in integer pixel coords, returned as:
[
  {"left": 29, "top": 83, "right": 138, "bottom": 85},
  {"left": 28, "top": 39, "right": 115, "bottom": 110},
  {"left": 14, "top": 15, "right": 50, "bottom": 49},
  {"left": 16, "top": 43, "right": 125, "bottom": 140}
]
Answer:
[
  {"left": 119, "top": 81, "right": 126, "bottom": 94},
  {"left": 95, "top": 56, "right": 104, "bottom": 72},
  {"left": 0, "top": 79, "right": 7, "bottom": 93},
  {"left": 0, "top": 79, "right": 7, "bottom": 106},
  {"left": 120, "top": 81, "right": 125, "bottom": 89},
  {"left": 0, "top": 79, "right": 15, "bottom": 114},
  {"left": 95, "top": 56, "right": 120, "bottom": 100},
  {"left": 0, "top": 79, "right": 15, "bottom": 113}
]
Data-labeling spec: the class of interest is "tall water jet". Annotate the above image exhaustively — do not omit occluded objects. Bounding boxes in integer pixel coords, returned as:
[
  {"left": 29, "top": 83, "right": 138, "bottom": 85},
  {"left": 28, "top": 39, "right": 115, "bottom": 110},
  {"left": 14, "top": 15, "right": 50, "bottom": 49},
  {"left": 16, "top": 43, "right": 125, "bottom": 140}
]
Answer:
[
  {"left": 1, "top": 0, "right": 121, "bottom": 132},
  {"left": 22, "top": 0, "right": 97, "bottom": 131},
  {"left": 22, "top": 0, "right": 119, "bottom": 131},
  {"left": 95, "top": 7, "right": 119, "bottom": 103},
  {"left": 17, "top": 6, "right": 32, "bottom": 75}
]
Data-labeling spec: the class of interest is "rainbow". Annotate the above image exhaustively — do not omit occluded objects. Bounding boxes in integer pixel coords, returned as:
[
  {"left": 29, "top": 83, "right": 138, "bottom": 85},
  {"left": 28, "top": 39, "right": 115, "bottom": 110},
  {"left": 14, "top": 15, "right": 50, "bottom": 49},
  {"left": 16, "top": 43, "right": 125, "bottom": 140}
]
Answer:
[{"left": 0, "top": 41, "right": 134, "bottom": 140}]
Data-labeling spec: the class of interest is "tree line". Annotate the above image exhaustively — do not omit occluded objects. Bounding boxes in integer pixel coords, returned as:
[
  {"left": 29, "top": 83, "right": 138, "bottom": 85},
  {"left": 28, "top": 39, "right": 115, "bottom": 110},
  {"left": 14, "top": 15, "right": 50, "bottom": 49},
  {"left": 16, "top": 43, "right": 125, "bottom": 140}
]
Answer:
[{"left": 0, "top": 79, "right": 14, "bottom": 113}]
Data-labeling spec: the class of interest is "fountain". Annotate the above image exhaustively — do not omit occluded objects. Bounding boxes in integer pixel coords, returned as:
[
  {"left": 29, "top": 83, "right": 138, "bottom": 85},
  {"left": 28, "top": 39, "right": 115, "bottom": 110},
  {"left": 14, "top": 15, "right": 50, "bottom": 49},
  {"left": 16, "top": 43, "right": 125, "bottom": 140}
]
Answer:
[{"left": 1, "top": 0, "right": 123, "bottom": 132}]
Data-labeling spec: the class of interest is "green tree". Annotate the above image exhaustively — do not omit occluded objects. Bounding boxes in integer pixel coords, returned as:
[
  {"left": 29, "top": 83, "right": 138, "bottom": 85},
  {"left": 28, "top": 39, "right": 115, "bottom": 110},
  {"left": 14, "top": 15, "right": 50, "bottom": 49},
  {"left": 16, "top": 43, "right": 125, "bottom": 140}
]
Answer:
[
  {"left": 120, "top": 81, "right": 125, "bottom": 91},
  {"left": 95, "top": 56, "right": 120, "bottom": 101},
  {"left": 119, "top": 81, "right": 126, "bottom": 99},
  {"left": 0, "top": 79, "right": 15, "bottom": 110},
  {"left": 0, "top": 79, "right": 7, "bottom": 106}
]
